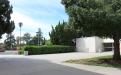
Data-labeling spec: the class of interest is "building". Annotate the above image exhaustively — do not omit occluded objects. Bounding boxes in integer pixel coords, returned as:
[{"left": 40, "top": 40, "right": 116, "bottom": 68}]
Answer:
[{"left": 76, "top": 36, "right": 116, "bottom": 53}]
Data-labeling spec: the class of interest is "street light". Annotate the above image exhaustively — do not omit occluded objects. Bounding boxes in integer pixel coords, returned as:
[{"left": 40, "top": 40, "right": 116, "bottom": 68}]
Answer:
[{"left": 19, "top": 22, "right": 23, "bottom": 50}]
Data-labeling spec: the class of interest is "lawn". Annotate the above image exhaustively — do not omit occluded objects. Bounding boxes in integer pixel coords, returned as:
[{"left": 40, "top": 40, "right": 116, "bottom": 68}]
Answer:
[{"left": 66, "top": 56, "right": 121, "bottom": 68}]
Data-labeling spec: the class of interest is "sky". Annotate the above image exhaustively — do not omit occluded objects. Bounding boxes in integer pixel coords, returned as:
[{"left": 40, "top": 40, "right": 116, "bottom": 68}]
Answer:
[{"left": 0, "top": 0, "right": 68, "bottom": 42}]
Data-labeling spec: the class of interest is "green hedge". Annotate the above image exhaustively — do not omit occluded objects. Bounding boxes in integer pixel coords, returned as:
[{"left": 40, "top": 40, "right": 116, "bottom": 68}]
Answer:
[{"left": 24, "top": 45, "right": 75, "bottom": 55}]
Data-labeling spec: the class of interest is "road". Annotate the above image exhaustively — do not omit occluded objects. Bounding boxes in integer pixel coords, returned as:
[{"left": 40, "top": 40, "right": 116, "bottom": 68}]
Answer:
[{"left": 0, "top": 58, "right": 103, "bottom": 75}]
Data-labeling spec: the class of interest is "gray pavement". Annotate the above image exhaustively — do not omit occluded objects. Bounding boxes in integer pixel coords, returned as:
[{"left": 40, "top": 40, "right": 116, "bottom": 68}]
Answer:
[
  {"left": 0, "top": 58, "right": 103, "bottom": 75},
  {"left": 0, "top": 52, "right": 121, "bottom": 75}
]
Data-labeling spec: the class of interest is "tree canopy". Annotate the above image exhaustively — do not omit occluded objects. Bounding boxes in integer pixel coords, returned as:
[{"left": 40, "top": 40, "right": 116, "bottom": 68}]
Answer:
[
  {"left": 23, "top": 33, "right": 31, "bottom": 45},
  {"left": 49, "top": 21, "right": 77, "bottom": 46},
  {"left": 0, "top": 0, "right": 15, "bottom": 38},
  {"left": 4, "top": 33, "right": 16, "bottom": 50},
  {"left": 28, "top": 28, "right": 45, "bottom": 45},
  {"left": 62, "top": 0, "right": 121, "bottom": 60},
  {"left": 62, "top": 0, "right": 121, "bottom": 37}
]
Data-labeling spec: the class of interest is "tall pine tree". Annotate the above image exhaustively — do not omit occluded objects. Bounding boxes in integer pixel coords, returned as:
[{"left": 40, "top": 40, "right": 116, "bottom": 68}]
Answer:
[{"left": 0, "top": 0, "right": 15, "bottom": 38}]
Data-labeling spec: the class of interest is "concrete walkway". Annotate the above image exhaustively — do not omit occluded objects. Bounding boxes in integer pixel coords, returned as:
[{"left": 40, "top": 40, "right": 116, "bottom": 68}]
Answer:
[
  {"left": 60, "top": 62, "right": 121, "bottom": 75},
  {"left": 0, "top": 51, "right": 18, "bottom": 55},
  {"left": 26, "top": 52, "right": 113, "bottom": 62},
  {"left": 0, "top": 52, "right": 121, "bottom": 75}
]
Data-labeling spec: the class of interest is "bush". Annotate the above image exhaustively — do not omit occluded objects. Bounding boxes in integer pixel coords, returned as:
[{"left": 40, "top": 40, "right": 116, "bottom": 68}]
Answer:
[
  {"left": 18, "top": 46, "right": 26, "bottom": 55},
  {"left": 24, "top": 45, "right": 75, "bottom": 55}
]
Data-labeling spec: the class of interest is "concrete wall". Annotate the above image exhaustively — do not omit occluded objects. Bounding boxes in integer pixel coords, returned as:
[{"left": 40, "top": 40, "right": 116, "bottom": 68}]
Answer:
[
  {"left": 95, "top": 37, "right": 103, "bottom": 52},
  {"left": 76, "top": 37, "right": 103, "bottom": 53}
]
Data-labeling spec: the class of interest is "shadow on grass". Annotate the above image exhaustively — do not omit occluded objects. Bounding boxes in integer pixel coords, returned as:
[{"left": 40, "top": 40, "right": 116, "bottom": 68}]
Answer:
[{"left": 66, "top": 55, "right": 121, "bottom": 69}]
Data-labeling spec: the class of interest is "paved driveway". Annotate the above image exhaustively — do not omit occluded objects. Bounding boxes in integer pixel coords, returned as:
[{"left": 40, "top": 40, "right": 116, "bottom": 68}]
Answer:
[
  {"left": 0, "top": 58, "right": 103, "bottom": 75},
  {"left": 25, "top": 52, "right": 113, "bottom": 62}
]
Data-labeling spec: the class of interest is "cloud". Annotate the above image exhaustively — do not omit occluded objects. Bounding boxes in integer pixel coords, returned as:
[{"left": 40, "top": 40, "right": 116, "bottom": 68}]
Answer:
[
  {"left": 0, "top": 0, "right": 68, "bottom": 43},
  {"left": 11, "top": 12, "right": 52, "bottom": 38}
]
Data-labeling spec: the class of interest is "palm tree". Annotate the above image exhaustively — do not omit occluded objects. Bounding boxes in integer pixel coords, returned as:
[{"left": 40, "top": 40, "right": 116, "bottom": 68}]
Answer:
[{"left": 19, "top": 22, "right": 23, "bottom": 50}]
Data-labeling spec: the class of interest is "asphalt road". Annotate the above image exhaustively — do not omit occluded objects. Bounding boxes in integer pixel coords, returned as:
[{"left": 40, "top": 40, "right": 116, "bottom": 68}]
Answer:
[{"left": 0, "top": 58, "right": 104, "bottom": 75}]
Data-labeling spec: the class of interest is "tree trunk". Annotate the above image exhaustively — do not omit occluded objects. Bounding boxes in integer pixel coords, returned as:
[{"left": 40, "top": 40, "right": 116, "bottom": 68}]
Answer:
[{"left": 113, "top": 35, "right": 121, "bottom": 61}]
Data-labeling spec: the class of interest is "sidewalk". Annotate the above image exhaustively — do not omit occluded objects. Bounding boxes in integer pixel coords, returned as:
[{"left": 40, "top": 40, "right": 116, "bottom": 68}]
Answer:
[
  {"left": 26, "top": 52, "right": 113, "bottom": 62},
  {"left": 0, "top": 51, "right": 18, "bottom": 55}
]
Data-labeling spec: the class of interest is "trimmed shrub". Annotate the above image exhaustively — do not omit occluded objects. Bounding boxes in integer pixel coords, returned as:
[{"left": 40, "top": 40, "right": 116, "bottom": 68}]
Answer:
[
  {"left": 24, "top": 45, "right": 75, "bottom": 55},
  {"left": 18, "top": 46, "right": 25, "bottom": 55}
]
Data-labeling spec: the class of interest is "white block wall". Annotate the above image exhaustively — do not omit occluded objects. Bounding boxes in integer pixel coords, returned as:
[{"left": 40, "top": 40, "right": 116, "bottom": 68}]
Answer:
[
  {"left": 95, "top": 37, "right": 104, "bottom": 52},
  {"left": 76, "top": 37, "right": 103, "bottom": 53}
]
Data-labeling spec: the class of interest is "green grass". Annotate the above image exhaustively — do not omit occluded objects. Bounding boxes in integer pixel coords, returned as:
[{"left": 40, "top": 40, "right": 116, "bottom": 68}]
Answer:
[{"left": 66, "top": 56, "right": 121, "bottom": 68}]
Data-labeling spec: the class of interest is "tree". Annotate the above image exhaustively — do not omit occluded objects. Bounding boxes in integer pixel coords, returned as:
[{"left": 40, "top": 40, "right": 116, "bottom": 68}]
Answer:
[
  {"left": 23, "top": 33, "right": 31, "bottom": 45},
  {"left": 28, "top": 36, "right": 38, "bottom": 45},
  {"left": 0, "top": 0, "right": 15, "bottom": 38},
  {"left": 49, "top": 21, "right": 76, "bottom": 46},
  {"left": 36, "top": 28, "right": 44, "bottom": 45},
  {"left": 42, "top": 38, "right": 46, "bottom": 45},
  {"left": 62, "top": 0, "right": 121, "bottom": 60},
  {"left": 29, "top": 28, "right": 45, "bottom": 45},
  {"left": 16, "top": 36, "right": 20, "bottom": 46},
  {"left": 4, "top": 33, "right": 16, "bottom": 50}
]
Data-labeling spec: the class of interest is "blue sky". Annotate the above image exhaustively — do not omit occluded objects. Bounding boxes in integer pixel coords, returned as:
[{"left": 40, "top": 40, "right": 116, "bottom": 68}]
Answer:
[{"left": 1, "top": 0, "right": 68, "bottom": 41}]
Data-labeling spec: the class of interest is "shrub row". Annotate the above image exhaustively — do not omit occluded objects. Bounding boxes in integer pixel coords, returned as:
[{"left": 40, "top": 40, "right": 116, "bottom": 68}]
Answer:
[{"left": 24, "top": 45, "right": 75, "bottom": 55}]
